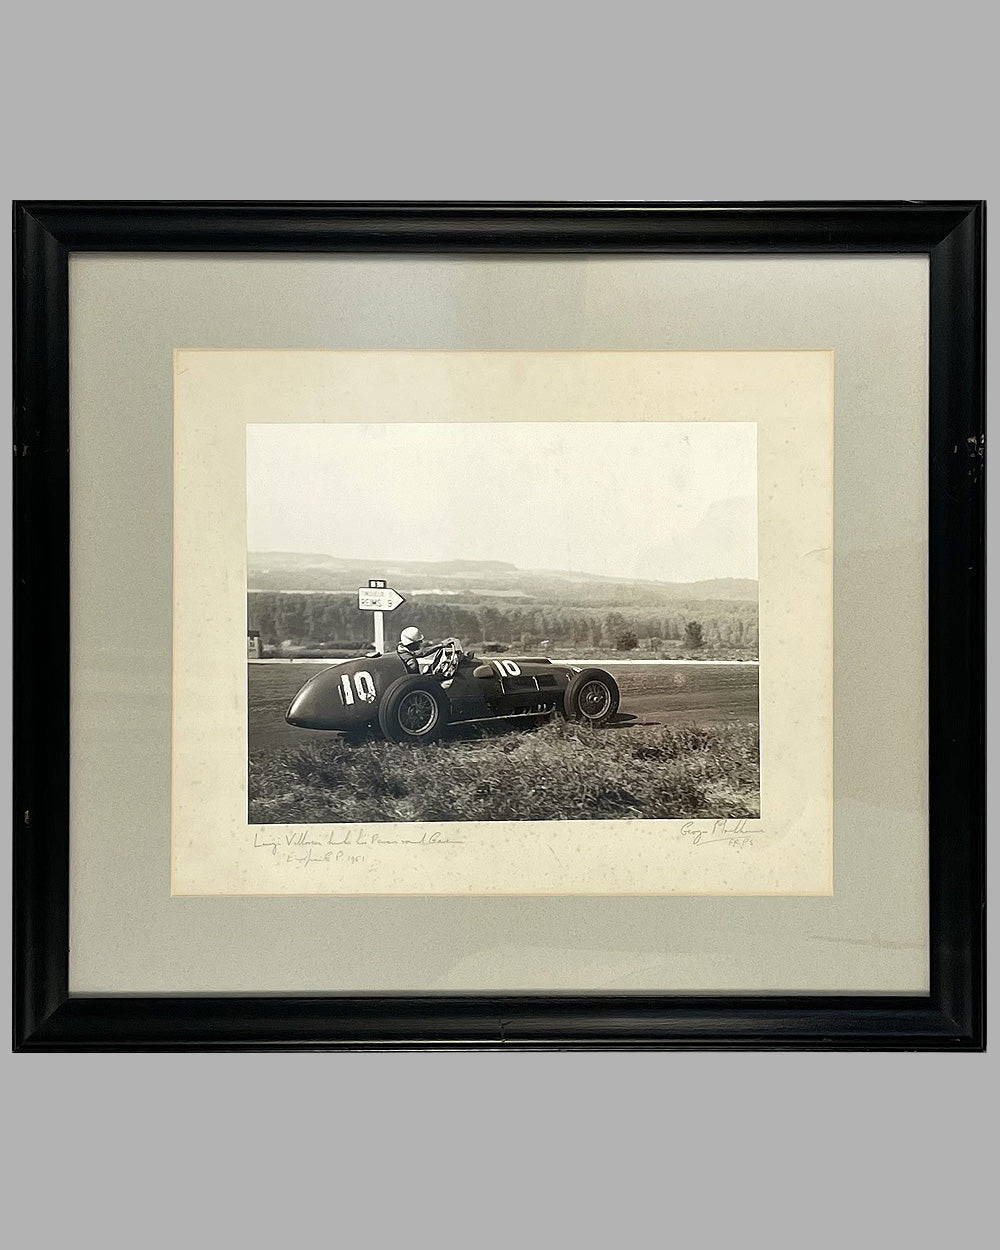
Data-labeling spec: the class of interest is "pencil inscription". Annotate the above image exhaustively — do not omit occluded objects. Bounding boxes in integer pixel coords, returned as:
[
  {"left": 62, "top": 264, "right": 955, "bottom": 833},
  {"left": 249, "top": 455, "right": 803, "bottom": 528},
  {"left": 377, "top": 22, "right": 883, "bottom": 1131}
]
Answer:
[{"left": 253, "top": 826, "right": 464, "bottom": 866}]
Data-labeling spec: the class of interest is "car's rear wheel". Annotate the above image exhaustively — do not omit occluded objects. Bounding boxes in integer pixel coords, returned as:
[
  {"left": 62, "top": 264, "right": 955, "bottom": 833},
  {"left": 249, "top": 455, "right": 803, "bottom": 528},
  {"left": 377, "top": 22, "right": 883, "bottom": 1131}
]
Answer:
[
  {"left": 378, "top": 676, "right": 449, "bottom": 744},
  {"left": 563, "top": 668, "right": 620, "bottom": 725}
]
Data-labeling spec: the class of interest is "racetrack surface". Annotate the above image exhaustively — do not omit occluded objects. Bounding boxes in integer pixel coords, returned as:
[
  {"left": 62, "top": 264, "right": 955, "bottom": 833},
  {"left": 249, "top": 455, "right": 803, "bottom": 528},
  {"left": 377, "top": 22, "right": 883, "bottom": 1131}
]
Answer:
[{"left": 248, "top": 661, "right": 759, "bottom": 755}]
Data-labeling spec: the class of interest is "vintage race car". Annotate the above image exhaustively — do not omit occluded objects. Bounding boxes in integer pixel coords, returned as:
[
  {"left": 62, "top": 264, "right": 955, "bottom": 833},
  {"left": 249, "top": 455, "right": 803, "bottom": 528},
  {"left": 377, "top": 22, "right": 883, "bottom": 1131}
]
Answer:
[{"left": 285, "top": 638, "right": 620, "bottom": 743}]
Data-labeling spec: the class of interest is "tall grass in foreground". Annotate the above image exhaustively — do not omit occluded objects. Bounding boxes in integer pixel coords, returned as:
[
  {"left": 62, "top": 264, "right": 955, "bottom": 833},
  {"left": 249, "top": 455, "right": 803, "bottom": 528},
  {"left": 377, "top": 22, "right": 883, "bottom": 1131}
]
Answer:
[{"left": 249, "top": 719, "right": 759, "bottom": 824}]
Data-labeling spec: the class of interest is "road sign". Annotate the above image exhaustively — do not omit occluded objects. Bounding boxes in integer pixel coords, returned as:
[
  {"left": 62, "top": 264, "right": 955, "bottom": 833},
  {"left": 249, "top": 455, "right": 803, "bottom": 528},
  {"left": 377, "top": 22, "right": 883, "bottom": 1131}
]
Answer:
[
  {"left": 357, "top": 584, "right": 406, "bottom": 655},
  {"left": 358, "top": 586, "right": 405, "bottom": 612}
]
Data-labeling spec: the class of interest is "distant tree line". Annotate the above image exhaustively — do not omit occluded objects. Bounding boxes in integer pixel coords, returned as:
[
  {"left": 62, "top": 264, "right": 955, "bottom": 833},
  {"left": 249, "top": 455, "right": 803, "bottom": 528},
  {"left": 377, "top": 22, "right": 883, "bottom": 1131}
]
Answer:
[
  {"left": 248, "top": 568, "right": 756, "bottom": 610},
  {"left": 248, "top": 592, "right": 758, "bottom": 652}
]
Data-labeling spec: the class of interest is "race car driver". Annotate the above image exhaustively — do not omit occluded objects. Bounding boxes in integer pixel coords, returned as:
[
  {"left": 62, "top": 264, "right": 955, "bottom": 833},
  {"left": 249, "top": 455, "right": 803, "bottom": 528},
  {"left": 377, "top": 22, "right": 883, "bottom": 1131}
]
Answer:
[
  {"left": 397, "top": 626, "right": 433, "bottom": 674},
  {"left": 396, "top": 626, "right": 460, "bottom": 678}
]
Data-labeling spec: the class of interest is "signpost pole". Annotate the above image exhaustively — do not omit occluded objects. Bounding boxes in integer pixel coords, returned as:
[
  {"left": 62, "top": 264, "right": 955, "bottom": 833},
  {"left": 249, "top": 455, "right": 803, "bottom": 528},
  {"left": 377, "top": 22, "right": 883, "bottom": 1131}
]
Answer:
[{"left": 358, "top": 580, "right": 405, "bottom": 656}]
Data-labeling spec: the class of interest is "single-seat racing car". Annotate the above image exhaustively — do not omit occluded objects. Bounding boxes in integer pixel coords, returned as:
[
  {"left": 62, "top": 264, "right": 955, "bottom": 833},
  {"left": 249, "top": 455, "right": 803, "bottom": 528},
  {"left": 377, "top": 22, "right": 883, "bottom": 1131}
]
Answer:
[{"left": 285, "top": 638, "right": 620, "bottom": 744}]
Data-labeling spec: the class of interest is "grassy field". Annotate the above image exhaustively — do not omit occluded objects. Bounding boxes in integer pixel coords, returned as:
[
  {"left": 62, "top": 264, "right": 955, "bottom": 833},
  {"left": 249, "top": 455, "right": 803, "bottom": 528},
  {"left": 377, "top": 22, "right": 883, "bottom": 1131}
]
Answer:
[{"left": 248, "top": 717, "right": 760, "bottom": 824}]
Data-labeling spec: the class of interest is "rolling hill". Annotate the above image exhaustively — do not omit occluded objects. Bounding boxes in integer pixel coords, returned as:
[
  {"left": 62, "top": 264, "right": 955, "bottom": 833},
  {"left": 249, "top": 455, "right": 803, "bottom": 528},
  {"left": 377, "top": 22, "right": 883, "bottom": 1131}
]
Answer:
[{"left": 247, "top": 552, "right": 757, "bottom": 608}]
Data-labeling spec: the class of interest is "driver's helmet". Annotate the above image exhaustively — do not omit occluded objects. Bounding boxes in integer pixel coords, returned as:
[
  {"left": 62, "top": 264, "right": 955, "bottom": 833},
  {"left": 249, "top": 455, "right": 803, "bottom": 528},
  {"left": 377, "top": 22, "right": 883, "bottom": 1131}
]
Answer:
[{"left": 400, "top": 626, "right": 424, "bottom": 653}]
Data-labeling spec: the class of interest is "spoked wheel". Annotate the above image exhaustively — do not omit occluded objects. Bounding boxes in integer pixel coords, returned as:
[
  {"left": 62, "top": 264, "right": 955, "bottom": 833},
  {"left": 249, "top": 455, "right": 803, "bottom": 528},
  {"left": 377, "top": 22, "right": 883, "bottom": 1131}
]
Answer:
[
  {"left": 577, "top": 679, "right": 614, "bottom": 721},
  {"left": 397, "top": 690, "right": 440, "bottom": 735},
  {"left": 378, "top": 676, "right": 449, "bottom": 744},
  {"left": 563, "top": 668, "right": 620, "bottom": 726}
]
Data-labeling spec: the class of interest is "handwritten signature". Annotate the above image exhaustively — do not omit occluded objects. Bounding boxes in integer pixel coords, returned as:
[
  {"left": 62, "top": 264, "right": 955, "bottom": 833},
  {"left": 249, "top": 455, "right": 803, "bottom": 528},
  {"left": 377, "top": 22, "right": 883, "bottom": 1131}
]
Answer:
[{"left": 680, "top": 819, "right": 757, "bottom": 850}]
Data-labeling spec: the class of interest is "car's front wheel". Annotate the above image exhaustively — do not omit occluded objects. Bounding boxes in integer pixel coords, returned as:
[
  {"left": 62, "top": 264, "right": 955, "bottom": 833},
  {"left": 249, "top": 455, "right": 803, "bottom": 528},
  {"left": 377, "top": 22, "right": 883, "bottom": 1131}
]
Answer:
[
  {"left": 563, "top": 668, "right": 620, "bottom": 726},
  {"left": 378, "top": 676, "right": 449, "bottom": 744}
]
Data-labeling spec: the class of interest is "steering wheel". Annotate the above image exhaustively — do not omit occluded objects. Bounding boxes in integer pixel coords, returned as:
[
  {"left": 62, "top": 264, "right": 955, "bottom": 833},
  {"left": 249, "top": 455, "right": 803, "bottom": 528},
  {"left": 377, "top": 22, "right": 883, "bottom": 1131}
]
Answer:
[{"left": 429, "top": 637, "right": 462, "bottom": 678}]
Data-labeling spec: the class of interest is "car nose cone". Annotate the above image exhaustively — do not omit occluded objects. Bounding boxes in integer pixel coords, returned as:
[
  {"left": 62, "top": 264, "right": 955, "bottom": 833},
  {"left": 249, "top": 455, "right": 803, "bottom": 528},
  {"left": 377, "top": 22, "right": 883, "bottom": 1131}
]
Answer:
[{"left": 286, "top": 668, "right": 343, "bottom": 729}]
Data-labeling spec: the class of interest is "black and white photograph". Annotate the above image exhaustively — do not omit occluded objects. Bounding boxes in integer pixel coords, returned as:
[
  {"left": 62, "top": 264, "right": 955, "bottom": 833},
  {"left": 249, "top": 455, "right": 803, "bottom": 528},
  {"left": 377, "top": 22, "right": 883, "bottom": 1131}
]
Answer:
[{"left": 246, "top": 420, "right": 760, "bottom": 826}]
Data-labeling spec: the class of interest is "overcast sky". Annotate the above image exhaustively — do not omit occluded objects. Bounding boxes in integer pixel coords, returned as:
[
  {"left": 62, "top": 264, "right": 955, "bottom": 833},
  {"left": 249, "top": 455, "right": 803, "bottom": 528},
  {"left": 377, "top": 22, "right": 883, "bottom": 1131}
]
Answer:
[{"left": 247, "top": 422, "right": 757, "bottom": 583}]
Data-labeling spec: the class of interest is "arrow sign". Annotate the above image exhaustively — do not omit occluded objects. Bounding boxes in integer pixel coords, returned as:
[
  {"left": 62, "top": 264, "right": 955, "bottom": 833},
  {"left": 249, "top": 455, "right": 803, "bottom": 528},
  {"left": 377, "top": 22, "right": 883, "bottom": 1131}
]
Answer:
[
  {"left": 358, "top": 586, "right": 405, "bottom": 612},
  {"left": 358, "top": 584, "right": 406, "bottom": 656}
]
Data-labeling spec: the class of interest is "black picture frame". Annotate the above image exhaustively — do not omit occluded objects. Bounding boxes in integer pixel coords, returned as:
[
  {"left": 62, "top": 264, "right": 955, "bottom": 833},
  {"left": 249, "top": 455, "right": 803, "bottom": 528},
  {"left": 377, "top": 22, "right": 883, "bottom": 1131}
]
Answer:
[{"left": 13, "top": 201, "right": 985, "bottom": 1051}]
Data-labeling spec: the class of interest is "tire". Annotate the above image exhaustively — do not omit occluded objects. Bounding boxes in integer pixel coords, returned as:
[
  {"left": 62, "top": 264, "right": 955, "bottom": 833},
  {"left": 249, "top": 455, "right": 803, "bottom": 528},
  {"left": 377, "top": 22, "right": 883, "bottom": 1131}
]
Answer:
[
  {"left": 563, "top": 668, "right": 620, "bottom": 726},
  {"left": 378, "top": 676, "right": 449, "bottom": 744}
]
